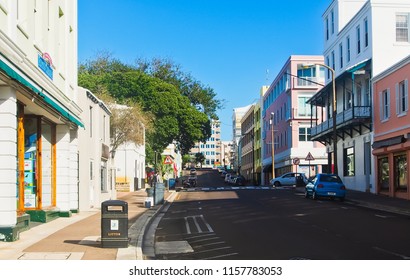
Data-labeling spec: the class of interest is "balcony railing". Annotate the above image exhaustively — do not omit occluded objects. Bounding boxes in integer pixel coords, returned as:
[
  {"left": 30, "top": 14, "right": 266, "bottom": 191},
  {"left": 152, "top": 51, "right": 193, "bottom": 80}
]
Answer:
[{"left": 311, "top": 106, "right": 371, "bottom": 137}]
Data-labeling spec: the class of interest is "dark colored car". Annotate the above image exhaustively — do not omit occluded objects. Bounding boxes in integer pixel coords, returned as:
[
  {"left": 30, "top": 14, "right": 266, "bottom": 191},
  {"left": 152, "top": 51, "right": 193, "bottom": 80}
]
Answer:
[{"left": 305, "top": 173, "right": 346, "bottom": 201}]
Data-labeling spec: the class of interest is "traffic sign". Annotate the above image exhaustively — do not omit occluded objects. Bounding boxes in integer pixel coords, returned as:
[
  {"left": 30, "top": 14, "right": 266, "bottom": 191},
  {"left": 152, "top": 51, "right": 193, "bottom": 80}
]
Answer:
[
  {"left": 293, "top": 158, "right": 300, "bottom": 165},
  {"left": 163, "top": 155, "right": 173, "bottom": 164},
  {"left": 305, "top": 152, "right": 315, "bottom": 161}
]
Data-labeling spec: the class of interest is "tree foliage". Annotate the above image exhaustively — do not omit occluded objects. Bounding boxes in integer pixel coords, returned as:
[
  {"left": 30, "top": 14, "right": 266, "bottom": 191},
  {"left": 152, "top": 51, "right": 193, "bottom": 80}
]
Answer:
[
  {"left": 194, "top": 152, "right": 206, "bottom": 168},
  {"left": 78, "top": 54, "right": 219, "bottom": 163}
]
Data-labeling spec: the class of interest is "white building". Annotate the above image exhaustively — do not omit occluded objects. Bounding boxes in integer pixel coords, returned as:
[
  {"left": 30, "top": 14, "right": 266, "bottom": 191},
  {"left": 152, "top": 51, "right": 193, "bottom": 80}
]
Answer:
[
  {"left": 78, "top": 87, "right": 115, "bottom": 211},
  {"left": 308, "top": 0, "right": 410, "bottom": 193},
  {"left": 0, "top": 1, "right": 82, "bottom": 241},
  {"left": 189, "top": 120, "right": 222, "bottom": 168}
]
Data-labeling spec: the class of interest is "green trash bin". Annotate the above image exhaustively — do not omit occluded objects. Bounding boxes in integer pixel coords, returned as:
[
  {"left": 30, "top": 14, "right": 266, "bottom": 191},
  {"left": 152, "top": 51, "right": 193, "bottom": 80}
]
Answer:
[{"left": 101, "top": 200, "right": 128, "bottom": 248}]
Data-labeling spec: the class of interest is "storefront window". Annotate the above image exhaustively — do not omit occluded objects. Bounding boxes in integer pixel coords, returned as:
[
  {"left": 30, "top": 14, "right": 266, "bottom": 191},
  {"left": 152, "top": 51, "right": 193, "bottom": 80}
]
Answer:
[
  {"left": 378, "top": 157, "right": 389, "bottom": 191},
  {"left": 394, "top": 154, "right": 407, "bottom": 192},
  {"left": 23, "top": 117, "right": 38, "bottom": 209}
]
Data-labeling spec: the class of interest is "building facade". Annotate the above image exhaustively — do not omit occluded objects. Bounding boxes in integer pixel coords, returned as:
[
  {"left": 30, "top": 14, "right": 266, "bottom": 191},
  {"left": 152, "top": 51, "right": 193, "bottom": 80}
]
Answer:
[
  {"left": 308, "top": 0, "right": 410, "bottom": 193},
  {"left": 0, "top": 1, "right": 82, "bottom": 241},
  {"left": 78, "top": 88, "right": 115, "bottom": 211},
  {"left": 372, "top": 55, "right": 410, "bottom": 200},
  {"left": 240, "top": 104, "right": 255, "bottom": 183},
  {"left": 189, "top": 120, "right": 222, "bottom": 168},
  {"left": 232, "top": 105, "right": 252, "bottom": 173},
  {"left": 262, "top": 55, "right": 327, "bottom": 184}
]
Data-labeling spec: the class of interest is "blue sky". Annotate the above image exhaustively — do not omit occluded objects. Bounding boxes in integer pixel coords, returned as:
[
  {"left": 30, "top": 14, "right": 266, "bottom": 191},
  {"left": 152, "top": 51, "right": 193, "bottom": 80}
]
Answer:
[{"left": 78, "top": 0, "right": 330, "bottom": 141}]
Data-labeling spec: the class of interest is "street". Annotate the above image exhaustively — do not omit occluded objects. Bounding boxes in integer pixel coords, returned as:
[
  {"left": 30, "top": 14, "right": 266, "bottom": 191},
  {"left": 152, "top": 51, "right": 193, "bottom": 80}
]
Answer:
[{"left": 152, "top": 169, "right": 410, "bottom": 260}]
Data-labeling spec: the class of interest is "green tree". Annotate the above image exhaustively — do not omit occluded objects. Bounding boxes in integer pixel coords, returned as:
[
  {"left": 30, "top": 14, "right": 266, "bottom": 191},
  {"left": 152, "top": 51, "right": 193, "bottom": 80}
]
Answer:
[
  {"left": 194, "top": 152, "right": 206, "bottom": 168},
  {"left": 78, "top": 54, "right": 215, "bottom": 163}
]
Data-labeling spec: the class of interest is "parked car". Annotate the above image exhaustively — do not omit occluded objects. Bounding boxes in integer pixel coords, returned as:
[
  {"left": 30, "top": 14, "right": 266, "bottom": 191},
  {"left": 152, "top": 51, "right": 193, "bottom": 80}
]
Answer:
[
  {"left": 224, "top": 173, "right": 232, "bottom": 183},
  {"left": 304, "top": 173, "right": 346, "bottom": 201},
  {"left": 270, "top": 172, "right": 308, "bottom": 187}
]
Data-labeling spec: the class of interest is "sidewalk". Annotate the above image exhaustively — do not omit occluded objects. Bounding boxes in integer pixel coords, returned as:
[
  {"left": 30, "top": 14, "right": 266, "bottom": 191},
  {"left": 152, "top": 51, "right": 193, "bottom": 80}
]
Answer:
[
  {"left": 0, "top": 189, "right": 176, "bottom": 260},
  {"left": 1, "top": 187, "right": 410, "bottom": 260},
  {"left": 294, "top": 186, "right": 410, "bottom": 217}
]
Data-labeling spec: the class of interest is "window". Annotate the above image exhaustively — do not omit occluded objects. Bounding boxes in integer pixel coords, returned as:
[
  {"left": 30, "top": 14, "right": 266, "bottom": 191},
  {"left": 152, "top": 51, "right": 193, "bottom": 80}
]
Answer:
[
  {"left": 297, "top": 64, "right": 317, "bottom": 86},
  {"left": 299, "top": 127, "right": 311, "bottom": 142},
  {"left": 364, "top": 18, "right": 369, "bottom": 47},
  {"left": 394, "top": 154, "right": 407, "bottom": 191},
  {"left": 331, "top": 9, "right": 335, "bottom": 34},
  {"left": 339, "top": 43, "right": 343, "bottom": 69},
  {"left": 380, "top": 89, "right": 390, "bottom": 120},
  {"left": 298, "top": 96, "right": 312, "bottom": 117},
  {"left": 396, "top": 80, "right": 409, "bottom": 115},
  {"left": 346, "top": 36, "right": 351, "bottom": 62},
  {"left": 101, "top": 161, "right": 107, "bottom": 192},
  {"left": 90, "top": 161, "right": 94, "bottom": 180},
  {"left": 396, "top": 14, "right": 409, "bottom": 42},
  {"left": 378, "top": 157, "right": 389, "bottom": 191},
  {"left": 344, "top": 147, "right": 355, "bottom": 176},
  {"left": 326, "top": 56, "right": 330, "bottom": 79},
  {"left": 326, "top": 16, "right": 329, "bottom": 40},
  {"left": 331, "top": 51, "right": 335, "bottom": 70},
  {"left": 356, "top": 25, "right": 361, "bottom": 54}
]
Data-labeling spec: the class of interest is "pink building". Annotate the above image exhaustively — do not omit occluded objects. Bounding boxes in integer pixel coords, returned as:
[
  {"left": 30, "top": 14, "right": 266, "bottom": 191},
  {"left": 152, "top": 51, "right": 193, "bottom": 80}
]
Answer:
[
  {"left": 372, "top": 55, "right": 410, "bottom": 200},
  {"left": 262, "top": 55, "right": 327, "bottom": 183}
]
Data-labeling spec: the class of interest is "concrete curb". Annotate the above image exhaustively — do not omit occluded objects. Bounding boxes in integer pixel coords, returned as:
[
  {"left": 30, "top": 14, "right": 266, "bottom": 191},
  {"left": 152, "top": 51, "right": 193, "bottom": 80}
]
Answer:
[{"left": 133, "top": 191, "right": 178, "bottom": 260}]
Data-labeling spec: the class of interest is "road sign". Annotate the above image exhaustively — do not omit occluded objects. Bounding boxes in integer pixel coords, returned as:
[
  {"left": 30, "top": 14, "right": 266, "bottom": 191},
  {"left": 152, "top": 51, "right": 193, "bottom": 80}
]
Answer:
[
  {"left": 293, "top": 158, "right": 300, "bottom": 165},
  {"left": 163, "top": 155, "right": 173, "bottom": 164},
  {"left": 305, "top": 152, "right": 315, "bottom": 161}
]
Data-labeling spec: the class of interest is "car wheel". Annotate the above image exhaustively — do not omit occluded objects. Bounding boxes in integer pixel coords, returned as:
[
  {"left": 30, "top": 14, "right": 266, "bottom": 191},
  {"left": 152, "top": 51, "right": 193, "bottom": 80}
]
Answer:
[
  {"left": 274, "top": 181, "right": 281, "bottom": 187},
  {"left": 312, "top": 191, "right": 317, "bottom": 200},
  {"left": 304, "top": 190, "right": 309, "bottom": 198}
]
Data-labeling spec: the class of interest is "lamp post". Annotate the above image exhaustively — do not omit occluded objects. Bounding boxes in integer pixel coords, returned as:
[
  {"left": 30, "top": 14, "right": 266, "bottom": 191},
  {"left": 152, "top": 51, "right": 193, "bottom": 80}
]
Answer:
[
  {"left": 270, "top": 112, "right": 275, "bottom": 179},
  {"left": 303, "top": 63, "right": 337, "bottom": 175}
]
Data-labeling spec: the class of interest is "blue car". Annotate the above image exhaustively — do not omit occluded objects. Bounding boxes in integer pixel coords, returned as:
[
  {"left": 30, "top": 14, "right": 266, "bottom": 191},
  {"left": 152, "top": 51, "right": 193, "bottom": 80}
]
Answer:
[{"left": 304, "top": 173, "right": 346, "bottom": 201}]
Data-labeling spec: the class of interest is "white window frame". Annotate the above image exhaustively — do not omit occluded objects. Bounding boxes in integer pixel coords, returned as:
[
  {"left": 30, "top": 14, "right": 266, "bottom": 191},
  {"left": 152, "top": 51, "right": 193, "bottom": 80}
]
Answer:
[
  {"left": 396, "top": 13, "right": 409, "bottom": 43},
  {"left": 380, "top": 89, "right": 390, "bottom": 121},
  {"left": 396, "top": 79, "right": 409, "bottom": 116},
  {"left": 364, "top": 18, "right": 369, "bottom": 48}
]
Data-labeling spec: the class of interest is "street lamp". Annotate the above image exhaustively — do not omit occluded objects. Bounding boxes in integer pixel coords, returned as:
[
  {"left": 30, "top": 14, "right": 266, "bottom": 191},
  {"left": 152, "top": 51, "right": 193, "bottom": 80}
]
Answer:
[
  {"left": 270, "top": 112, "right": 275, "bottom": 179},
  {"left": 303, "top": 63, "right": 337, "bottom": 175}
]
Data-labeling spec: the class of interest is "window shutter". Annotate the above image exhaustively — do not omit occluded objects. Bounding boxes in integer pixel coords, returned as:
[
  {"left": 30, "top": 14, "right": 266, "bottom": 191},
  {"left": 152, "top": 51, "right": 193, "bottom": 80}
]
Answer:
[
  {"left": 406, "top": 79, "right": 409, "bottom": 112},
  {"left": 387, "top": 88, "right": 391, "bottom": 118},
  {"left": 379, "top": 91, "right": 383, "bottom": 120},
  {"left": 395, "top": 83, "right": 399, "bottom": 115}
]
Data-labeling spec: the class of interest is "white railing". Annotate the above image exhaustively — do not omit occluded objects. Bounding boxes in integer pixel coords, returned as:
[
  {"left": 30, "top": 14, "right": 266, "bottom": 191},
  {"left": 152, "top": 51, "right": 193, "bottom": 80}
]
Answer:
[{"left": 311, "top": 106, "right": 371, "bottom": 137}]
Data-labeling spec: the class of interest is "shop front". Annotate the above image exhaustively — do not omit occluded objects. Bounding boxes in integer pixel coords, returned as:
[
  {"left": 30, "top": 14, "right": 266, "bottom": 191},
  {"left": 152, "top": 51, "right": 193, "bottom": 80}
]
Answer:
[{"left": 0, "top": 56, "right": 83, "bottom": 241}]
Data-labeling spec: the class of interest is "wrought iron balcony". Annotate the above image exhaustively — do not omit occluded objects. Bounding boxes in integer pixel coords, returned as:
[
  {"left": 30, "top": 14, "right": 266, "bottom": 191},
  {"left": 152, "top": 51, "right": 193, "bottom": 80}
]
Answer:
[{"left": 311, "top": 106, "right": 371, "bottom": 142}]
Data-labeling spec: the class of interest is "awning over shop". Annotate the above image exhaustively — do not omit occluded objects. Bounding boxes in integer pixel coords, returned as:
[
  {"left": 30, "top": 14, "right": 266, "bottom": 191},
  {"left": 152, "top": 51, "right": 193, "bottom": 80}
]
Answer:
[
  {"left": 372, "top": 135, "right": 406, "bottom": 149},
  {"left": 0, "top": 54, "right": 84, "bottom": 128}
]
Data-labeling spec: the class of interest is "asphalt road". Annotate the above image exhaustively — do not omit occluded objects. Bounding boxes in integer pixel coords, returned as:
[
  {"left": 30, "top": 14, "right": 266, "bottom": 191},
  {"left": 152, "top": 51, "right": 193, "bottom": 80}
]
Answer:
[{"left": 153, "top": 170, "right": 410, "bottom": 260}]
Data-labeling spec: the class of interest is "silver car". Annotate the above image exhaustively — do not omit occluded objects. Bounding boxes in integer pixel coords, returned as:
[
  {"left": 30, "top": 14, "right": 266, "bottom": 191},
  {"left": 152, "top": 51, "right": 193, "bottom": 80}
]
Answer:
[{"left": 270, "top": 172, "right": 308, "bottom": 187}]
